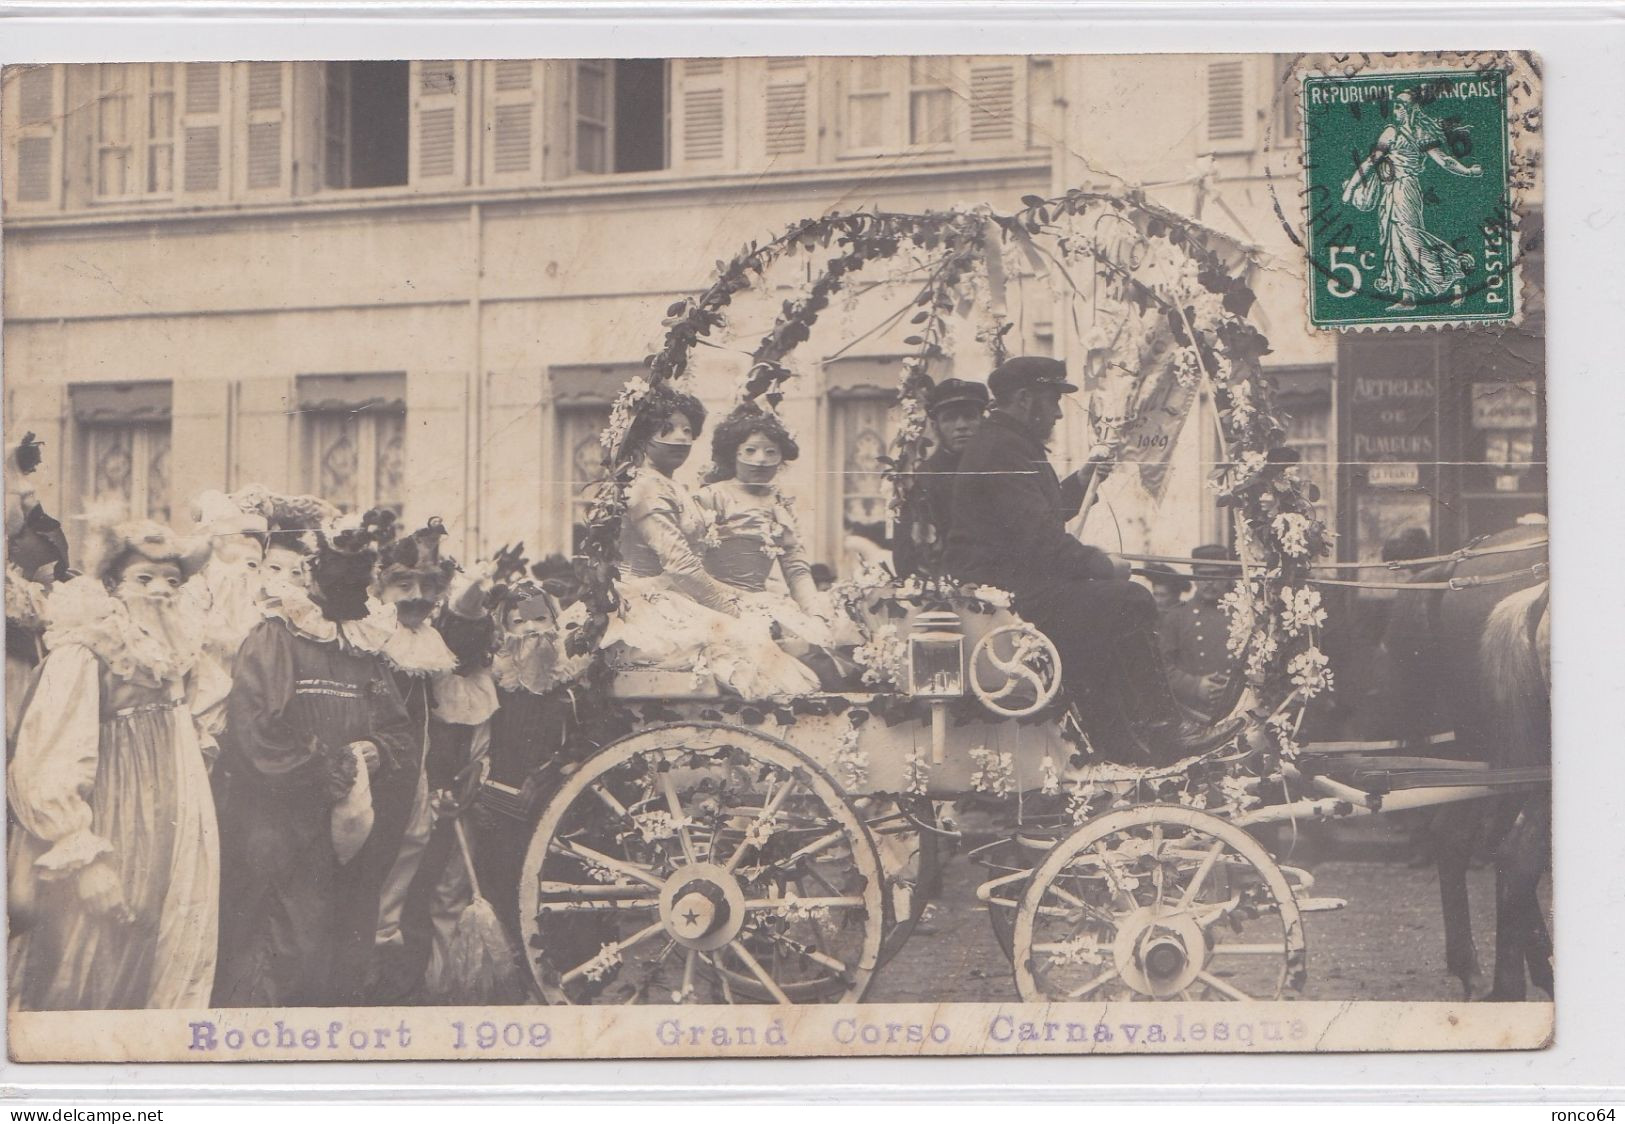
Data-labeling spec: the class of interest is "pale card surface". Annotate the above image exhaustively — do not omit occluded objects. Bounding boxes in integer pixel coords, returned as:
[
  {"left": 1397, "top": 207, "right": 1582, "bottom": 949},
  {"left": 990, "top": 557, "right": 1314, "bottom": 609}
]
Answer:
[{"left": 1, "top": 49, "right": 1551, "bottom": 1063}]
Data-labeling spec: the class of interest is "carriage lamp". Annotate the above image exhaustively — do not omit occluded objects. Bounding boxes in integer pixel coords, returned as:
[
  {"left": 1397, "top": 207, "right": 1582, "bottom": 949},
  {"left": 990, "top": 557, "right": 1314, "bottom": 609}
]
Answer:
[
  {"left": 908, "top": 611, "right": 965, "bottom": 765},
  {"left": 908, "top": 611, "right": 965, "bottom": 698}
]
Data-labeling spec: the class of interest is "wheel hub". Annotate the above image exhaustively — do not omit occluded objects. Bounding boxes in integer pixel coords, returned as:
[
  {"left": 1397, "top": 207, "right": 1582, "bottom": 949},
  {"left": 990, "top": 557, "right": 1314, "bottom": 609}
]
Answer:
[
  {"left": 1112, "top": 906, "right": 1206, "bottom": 998},
  {"left": 659, "top": 862, "right": 747, "bottom": 951}
]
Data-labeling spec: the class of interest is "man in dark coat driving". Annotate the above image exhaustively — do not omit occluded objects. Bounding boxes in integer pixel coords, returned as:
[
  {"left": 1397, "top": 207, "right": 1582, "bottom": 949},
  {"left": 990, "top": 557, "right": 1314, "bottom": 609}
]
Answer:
[{"left": 943, "top": 356, "right": 1238, "bottom": 760}]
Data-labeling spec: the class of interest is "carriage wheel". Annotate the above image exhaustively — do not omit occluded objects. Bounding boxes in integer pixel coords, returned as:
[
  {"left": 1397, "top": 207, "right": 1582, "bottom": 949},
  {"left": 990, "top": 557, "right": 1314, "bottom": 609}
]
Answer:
[
  {"left": 518, "top": 723, "right": 890, "bottom": 1005},
  {"left": 1011, "top": 805, "right": 1306, "bottom": 1002}
]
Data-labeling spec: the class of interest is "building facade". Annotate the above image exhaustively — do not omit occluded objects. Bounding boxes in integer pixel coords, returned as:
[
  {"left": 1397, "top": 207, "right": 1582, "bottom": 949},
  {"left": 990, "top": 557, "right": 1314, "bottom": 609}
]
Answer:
[{"left": 3, "top": 55, "right": 1543, "bottom": 574}]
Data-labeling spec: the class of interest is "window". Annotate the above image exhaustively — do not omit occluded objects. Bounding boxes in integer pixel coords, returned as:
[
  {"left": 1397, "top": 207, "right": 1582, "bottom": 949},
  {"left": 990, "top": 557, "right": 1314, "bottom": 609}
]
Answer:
[
  {"left": 576, "top": 60, "right": 668, "bottom": 175},
  {"left": 72, "top": 382, "right": 173, "bottom": 523},
  {"left": 298, "top": 374, "right": 407, "bottom": 515},
  {"left": 841, "top": 56, "right": 1026, "bottom": 156},
  {"left": 908, "top": 58, "right": 954, "bottom": 147},
  {"left": 93, "top": 63, "right": 177, "bottom": 200},
  {"left": 845, "top": 58, "right": 891, "bottom": 151},
  {"left": 325, "top": 62, "right": 410, "bottom": 189},
  {"left": 557, "top": 404, "right": 612, "bottom": 553}
]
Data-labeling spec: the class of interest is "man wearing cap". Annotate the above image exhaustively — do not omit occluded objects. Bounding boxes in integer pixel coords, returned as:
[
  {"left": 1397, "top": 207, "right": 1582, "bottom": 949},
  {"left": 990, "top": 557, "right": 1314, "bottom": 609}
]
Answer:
[
  {"left": 1160, "top": 544, "right": 1236, "bottom": 722},
  {"left": 944, "top": 356, "right": 1237, "bottom": 760},
  {"left": 894, "top": 377, "right": 989, "bottom": 577}
]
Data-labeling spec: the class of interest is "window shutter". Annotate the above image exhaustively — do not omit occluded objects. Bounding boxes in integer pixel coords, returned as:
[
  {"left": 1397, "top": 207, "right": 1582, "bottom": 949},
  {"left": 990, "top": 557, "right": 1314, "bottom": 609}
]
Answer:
[
  {"left": 671, "top": 58, "right": 735, "bottom": 169},
  {"left": 482, "top": 60, "right": 544, "bottom": 185},
  {"left": 178, "top": 62, "right": 226, "bottom": 198},
  {"left": 8, "top": 65, "right": 63, "bottom": 209},
  {"left": 411, "top": 60, "right": 468, "bottom": 187},
  {"left": 1202, "top": 58, "right": 1256, "bottom": 152},
  {"left": 239, "top": 61, "right": 293, "bottom": 195},
  {"left": 966, "top": 56, "right": 1020, "bottom": 149},
  {"left": 762, "top": 56, "right": 812, "bottom": 162}
]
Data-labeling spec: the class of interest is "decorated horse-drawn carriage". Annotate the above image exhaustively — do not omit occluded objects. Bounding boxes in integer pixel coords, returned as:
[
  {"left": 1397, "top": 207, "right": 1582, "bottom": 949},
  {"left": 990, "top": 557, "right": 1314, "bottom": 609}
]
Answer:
[{"left": 478, "top": 188, "right": 1551, "bottom": 1006}]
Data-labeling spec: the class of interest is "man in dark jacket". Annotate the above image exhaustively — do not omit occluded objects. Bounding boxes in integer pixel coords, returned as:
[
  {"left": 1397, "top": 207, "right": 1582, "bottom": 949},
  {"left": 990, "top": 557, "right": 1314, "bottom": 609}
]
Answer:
[
  {"left": 894, "top": 378, "right": 989, "bottom": 577},
  {"left": 943, "top": 356, "right": 1236, "bottom": 760}
]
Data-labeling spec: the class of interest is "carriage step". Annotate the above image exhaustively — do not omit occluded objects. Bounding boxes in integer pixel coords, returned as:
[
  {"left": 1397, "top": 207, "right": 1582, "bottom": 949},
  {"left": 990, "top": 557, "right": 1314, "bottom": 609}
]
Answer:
[{"left": 1295, "top": 896, "right": 1347, "bottom": 914}]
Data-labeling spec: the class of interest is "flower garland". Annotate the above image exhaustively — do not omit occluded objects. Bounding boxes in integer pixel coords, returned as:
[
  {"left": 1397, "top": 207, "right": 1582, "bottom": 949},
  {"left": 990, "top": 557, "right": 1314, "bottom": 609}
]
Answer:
[{"left": 569, "top": 189, "right": 1329, "bottom": 755}]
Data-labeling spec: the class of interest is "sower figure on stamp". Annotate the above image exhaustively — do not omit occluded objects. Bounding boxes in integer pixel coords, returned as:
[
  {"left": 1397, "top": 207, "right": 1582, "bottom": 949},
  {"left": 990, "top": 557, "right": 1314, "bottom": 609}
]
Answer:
[
  {"left": 943, "top": 357, "right": 1240, "bottom": 762},
  {"left": 893, "top": 378, "right": 989, "bottom": 578},
  {"left": 213, "top": 512, "right": 414, "bottom": 1008}
]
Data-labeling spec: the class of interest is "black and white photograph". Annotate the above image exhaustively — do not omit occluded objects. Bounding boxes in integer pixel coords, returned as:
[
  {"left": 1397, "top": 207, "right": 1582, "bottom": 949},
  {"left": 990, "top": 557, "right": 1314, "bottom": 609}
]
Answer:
[{"left": 1, "top": 48, "right": 1553, "bottom": 1062}]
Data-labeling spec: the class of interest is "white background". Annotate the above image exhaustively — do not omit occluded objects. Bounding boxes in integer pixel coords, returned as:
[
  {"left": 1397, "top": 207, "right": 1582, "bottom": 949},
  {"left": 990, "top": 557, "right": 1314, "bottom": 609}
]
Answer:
[{"left": 0, "top": 0, "right": 1621, "bottom": 1104}]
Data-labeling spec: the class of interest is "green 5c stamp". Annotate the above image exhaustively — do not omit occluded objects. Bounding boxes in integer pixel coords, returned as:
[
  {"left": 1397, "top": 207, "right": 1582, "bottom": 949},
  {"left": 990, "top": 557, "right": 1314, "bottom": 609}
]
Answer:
[{"left": 1302, "top": 67, "right": 1515, "bottom": 329}]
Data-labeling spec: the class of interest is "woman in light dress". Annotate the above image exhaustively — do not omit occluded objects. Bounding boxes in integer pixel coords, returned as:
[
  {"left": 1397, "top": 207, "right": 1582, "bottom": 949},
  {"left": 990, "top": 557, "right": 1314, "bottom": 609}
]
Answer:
[
  {"left": 7, "top": 521, "right": 218, "bottom": 1011},
  {"left": 604, "top": 391, "right": 819, "bottom": 697},
  {"left": 695, "top": 406, "right": 857, "bottom": 679}
]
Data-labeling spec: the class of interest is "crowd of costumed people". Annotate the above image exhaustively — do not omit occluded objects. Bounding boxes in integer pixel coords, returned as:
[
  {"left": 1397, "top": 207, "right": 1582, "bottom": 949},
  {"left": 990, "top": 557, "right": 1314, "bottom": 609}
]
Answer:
[
  {"left": 5, "top": 358, "right": 1266, "bottom": 1011},
  {"left": 0, "top": 389, "right": 926, "bottom": 1012}
]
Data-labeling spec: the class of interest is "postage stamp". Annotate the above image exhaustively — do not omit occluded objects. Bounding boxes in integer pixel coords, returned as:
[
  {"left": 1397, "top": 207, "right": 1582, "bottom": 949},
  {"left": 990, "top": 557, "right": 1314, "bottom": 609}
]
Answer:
[{"left": 1300, "top": 66, "right": 1516, "bottom": 330}]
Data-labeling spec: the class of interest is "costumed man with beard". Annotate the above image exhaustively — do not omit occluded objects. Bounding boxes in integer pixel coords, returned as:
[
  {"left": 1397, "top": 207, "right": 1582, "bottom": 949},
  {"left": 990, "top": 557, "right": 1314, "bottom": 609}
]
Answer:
[
  {"left": 473, "top": 572, "right": 592, "bottom": 942},
  {"left": 370, "top": 517, "right": 504, "bottom": 1001},
  {"left": 186, "top": 488, "right": 275, "bottom": 763},
  {"left": 8, "top": 518, "right": 217, "bottom": 1010},
  {"left": 5, "top": 433, "right": 72, "bottom": 745},
  {"left": 943, "top": 357, "right": 1240, "bottom": 762},
  {"left": 213, "top": 510, "right": 413, "bottom": 1008},
  {"left": 893, "top": 378, "right": 989, "bottom": 578}
]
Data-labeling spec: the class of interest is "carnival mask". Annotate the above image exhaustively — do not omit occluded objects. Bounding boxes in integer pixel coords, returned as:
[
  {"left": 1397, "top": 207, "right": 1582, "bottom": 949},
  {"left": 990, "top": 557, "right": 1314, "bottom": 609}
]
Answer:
[{"left": 735, "top": 433, "right": 784, "bottom": 485}]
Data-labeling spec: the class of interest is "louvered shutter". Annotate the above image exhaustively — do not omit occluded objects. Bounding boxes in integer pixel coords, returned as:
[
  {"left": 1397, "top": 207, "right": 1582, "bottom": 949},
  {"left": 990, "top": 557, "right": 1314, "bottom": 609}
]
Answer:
[
  {"left": 965, "top": 56, "right": 1020, "bottom": 150},
  {"left": 1202, "top": 57, "right": 1256, "bottom": 152},
  {"left": 178, "top": 62, "right": 226, "bottom": 199},
  {"left": 671, "top": 58, "right": 735, "bottom": 170},
  {"left": 482, "top": 60, "right": 544, "bottom": 185},
  {"left": 762, "top": 56, "right": 813, "bottom": 163},
  {"left": 8, "top": 66, "right": 63, "bottom": 209},
  {"left": 411, "top": 60, "right": 468, "bottom": 187},
  {"left": 239, "top": 61, "right": 292, "bottom": 196}
]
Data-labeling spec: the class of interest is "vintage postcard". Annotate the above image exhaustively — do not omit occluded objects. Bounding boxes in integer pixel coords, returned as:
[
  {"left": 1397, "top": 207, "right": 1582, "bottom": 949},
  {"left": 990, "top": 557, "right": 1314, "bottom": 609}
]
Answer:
[{"left": 1, "top": 49, "right": 1550, "bottom": 1063}]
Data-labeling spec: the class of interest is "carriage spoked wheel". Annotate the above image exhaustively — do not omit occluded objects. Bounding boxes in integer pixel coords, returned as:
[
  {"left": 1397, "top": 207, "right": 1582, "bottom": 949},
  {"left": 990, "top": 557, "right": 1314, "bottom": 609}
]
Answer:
[
  {"left": 518, "top": 723, "right": 891, "bottom": 1005},
  {"left": 1011, "top": 806, "right": 1306, "bottom": 1002}
]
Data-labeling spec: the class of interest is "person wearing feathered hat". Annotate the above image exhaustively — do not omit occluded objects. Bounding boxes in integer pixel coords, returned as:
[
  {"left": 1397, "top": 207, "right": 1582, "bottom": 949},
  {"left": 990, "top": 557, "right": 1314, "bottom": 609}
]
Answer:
[
  {"left": 7, "top": 516, "right": 218, "bottom": 1010},
  {"left": 212, "top": 507, "right": 414, "bottom": 1008},
  {"left": 5, "top": 432, "right": 72, "bottom": 743},
  {"left": 367, "top": 515, "right": 509, "bottom": 1001}
]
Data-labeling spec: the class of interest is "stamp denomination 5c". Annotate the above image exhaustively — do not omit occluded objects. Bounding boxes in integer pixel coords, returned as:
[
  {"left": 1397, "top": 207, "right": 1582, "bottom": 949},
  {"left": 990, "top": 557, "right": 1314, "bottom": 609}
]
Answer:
[{"left": 1301, "top": 67, "right": 1515, "bottom": 330}]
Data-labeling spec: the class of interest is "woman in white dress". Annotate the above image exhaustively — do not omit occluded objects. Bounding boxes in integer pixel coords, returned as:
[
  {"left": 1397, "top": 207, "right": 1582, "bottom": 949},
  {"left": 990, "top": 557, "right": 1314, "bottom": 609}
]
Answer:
[
  {"left": 695, "top": 406, "right": 857, "bottom": 674},
  {"left": 604, "top": 391, "right": 819, "bottom": 697},
  {"left": 7, "top": 520, "right": 218, "bottom": 1011}
]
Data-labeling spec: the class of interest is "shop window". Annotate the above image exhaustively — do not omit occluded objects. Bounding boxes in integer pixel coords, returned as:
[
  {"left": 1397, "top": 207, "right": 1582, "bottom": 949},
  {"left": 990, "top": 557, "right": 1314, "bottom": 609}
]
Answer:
[
  {"left": 72, "top": 382, "right": 173, "bottom": 523},
  {"left": 298, "top": 373, "right": 407, "bottom": 514},
  {"left": 93, "top": 63, "right": 177, "bottom": 200},
  {"left": 1271, "top": 365, "right": 1336, "bottom": 534},
  {"left": 575, "top": 60, "right": 668, "bottom": 175},
  {"left": 324, "top": 61, "right": 411, "bottom": 189}
]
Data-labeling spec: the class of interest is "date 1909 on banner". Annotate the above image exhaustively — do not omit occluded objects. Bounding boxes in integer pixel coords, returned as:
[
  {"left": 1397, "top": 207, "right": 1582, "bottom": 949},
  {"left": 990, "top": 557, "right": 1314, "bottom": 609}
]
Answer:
[{"left": 1301, "top": 67, "right": 1515, "bottom": 329}]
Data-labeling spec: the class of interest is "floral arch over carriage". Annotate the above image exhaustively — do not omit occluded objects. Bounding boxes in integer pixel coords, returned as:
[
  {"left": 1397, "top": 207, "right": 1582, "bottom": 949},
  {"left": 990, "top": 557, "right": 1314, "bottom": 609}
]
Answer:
[{"left": 514, "top": 185, "right": 1343, "bottom": 1006}]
